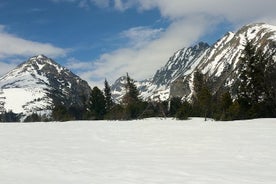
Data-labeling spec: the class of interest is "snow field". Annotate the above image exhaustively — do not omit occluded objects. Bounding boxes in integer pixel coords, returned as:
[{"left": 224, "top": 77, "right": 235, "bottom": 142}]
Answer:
[
  {"left": 0, "top": 118, "right": 276, "bottom": 184},
  {"left": 2, "top": 88, "right": 51, "bottom": 114}
]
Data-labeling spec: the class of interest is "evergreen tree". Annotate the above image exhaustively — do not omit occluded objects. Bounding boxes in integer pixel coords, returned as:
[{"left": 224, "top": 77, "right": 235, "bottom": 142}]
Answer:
[
  {"left": 191, "top": 70, "right": 204, "bottom": 116},
  {"left": 169, "top": 97, "right": 182, "bottom": 117},
  {"left": 104, "top": 79, "right": 113, "bottom": 112},
  {"left": 176, "top": 101, "right": 192, "bottom": 120},
  {"left": 122, "top": 73, "right": 143, "bottom": 119},
  {"left": 218, "top": 91, "right": 233, "bottom": 120},
  {"left": 0, "top": 110, "right": 20, "bottom": 122},
  {"left": 237, "top": 41, "right": 276, "bottom": 118},
  {"left": 263, "top": 47, "right": 276, "bottom": 117},
  {"left": 193, "top": 70, "right": 204, "bottom": 97},
  {"left": 238, "top": 41, "right": 256, "bottom": 108},
  {"left": 192, "top": 70, "right": 212, "bottom": 120},
  {"left": 122, "top": 73, "right": 140, "bottom": 105},
  {"left": 90, "top": 86, "right": 106, "bottom": 120},
  {"left": 68, "top": 106, "right": 85, "bottom": 120},
  {"left": 104, "top": 104, "right": 125, "bottom": 120},
  {"left": 52, "top": 105, "right": 72, "bottom": 121},
  {"left": 24, "top": 113, "right": 41, "bottom": 122},
  {"left": 220, "top": 92, "right": 232, "bottom": 112},
  {"left": 238, "top": 41, "right": 257, "bottom": 118},
  {"left": 228, "top": 100, "right": 242, "bottom": 120},
  {"left": 198, "top": 86, "right": 212, "bottom": 120}
]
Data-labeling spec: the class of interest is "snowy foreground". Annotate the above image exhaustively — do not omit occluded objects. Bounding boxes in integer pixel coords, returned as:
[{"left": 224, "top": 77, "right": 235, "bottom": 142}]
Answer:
[{"left": 1, "top": 118, "right": 276, "bottom": 184}]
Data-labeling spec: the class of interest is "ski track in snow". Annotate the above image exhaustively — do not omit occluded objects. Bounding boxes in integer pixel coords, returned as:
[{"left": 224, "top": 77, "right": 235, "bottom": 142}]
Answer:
[{"left": 0, "top": 118, "right": 276, "bottom": 184}]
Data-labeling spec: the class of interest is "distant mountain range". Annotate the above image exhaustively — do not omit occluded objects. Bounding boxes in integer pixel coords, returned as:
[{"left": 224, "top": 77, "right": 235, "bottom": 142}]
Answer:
[
  {"left": 111, "top": 23, "right": 276, "bottom": 102},
  {"left": 0, "top": 23, "right": 275, "bottom": 116}
]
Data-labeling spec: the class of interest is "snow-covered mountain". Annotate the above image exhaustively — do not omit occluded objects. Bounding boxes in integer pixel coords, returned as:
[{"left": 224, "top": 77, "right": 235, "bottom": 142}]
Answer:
[
  {"left": 1, "top": 23, "right": 274, "bottom": 114},
  {"left": 111, "top": 42, "right": 210, "bottom": 101},
  {"left": 0, "top": 55, "right": 91, "bottom": 116},
  {"left": 172, "top": 23, "right": 276, "bottom": 99},
  {"left": 111, "top": 23, "right": 276, "bottom": 101}
]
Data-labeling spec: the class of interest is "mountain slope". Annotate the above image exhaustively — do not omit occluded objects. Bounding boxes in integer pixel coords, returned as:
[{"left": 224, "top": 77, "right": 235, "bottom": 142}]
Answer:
[
  {"left": 152, "top": 42, "right": 210, "bottom": 87},
  {"left": 172, "top": 23, "right": 276, "bottom": 99},
  {"left": 111, "top": 23, "right": 276, "bottom": 102},
  {"left": 111, "top": 42, "right": 210, "bottom": 101},
  {"left": 0, "top": 55, "right": 91, "bottom": 115}
]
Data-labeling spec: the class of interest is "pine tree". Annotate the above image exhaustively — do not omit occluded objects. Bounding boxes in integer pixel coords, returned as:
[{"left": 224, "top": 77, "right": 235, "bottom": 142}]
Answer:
[
  {"left": 193, "top": 70, "right": 204, "bottom": 97},
  {"left": 228, "top": 100, "right": 241, "bottom": 120},
  {"left": 221, "top": 91, "right": 232, "bottom": 109},
  {"left": 52, "top": 105, "right": 72, "bottom": 121},
  {"left": 176, "top": 101, "right": 192, "bottom": 120},
  {"left": 237, "top": 41, "right": 276, "bottom": 118},
  {"left": 122, "top": 73, "right": 142, "bottom": 119},
  {"left": 192, "top": 70, "right": 212, "bottom": 120},
  {"left": 263, "top": 47, "right": 276, "bottom": 117},
  {"left": 104, "top": 79, "right": 113, "bottom": 112},
  {"left": 122, "top": 73, "right": 140, "bottom": 106},
  {"left": 219, "top": 91, "right": 233, "bottom": 120},
  {"left": 238, "top": 41, "right": 255, "bottom": 107},
  {"left": 169, "top": 97, "right": 182, "bottom": 117},
  {"left": 1, "top": 111, "right": 19, "bottom": 122},
  {"left": 228, "top": 42, "right": 276, "bottom": 119},
  {"left": 199, "top": 86, "right": 212, "bottom": 121},
  {"left": 24, "top": 113, "right": 41, "bottom": 122},
  {"left": 90, "top": 86, "right": 106, "bottom": 120}
]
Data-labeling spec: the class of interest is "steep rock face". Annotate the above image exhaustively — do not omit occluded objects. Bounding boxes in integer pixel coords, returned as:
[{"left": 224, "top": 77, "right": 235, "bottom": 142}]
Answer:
[
  {"left": 152, "top": 42, "right": 210, "bottom": 87},
  {"left": 111, "top": 42, "right": 210, "bottom": 101},
  {"left": 111, "top": 76, "right": 127, "bottom": 103},
  {"left": 0, "top": 55, "right": 91, "bottom": 115}
]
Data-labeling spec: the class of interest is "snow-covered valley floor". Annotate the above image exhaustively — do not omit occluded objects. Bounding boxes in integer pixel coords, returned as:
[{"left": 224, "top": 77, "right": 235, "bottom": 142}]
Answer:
[{"left": 1, "top": 118, "right": 276, "bottom": 184}]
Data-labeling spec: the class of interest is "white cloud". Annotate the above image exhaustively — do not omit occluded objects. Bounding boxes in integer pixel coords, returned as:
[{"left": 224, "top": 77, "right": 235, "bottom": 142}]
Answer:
[
  {"left": 66, "top": 57, "right": 92, "bottom": 71},
  {"left": 51, "top": 0, "right": 276, "bottom": 24},
  {"left": 113, "top": 0, "right": 136, "bottom": 11},
  {"left": 52, "top": 0, "right": 276, "bottom": 88},
  {"left": 76, "top": 17, "right": 211, "bottom": 87},
  {"left": 0, "top": 26, "right": 67, "bottom": 59},
  {"left": 126, "top": 0, "right": 276, "bottom": 23},
  {"left": 81, "top": 0, "right": 276, "bottom": 87},
  {"left": 120, "top": 26, "right": 163, "bottom": 48},
  {"left": 0, "top": 25, "right": 67, "bottom": 77}
]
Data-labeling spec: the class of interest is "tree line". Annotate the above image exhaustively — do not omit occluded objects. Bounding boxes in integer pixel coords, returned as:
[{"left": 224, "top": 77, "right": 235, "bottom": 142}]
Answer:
[
  {"left": 1, "top": 41, "right": 275, "bottom": 122},
  {"left": 178, "top": 41, "right": 276, "bottom": 121},
  {"left": 49, "top": 41, "right": 276, "bottom": 122}
]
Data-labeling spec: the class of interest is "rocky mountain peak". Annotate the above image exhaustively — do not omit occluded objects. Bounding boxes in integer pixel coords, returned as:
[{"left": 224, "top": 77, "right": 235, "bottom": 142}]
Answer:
[
  {"left": 20, "top": 54, "right": 68, "bottom": 75},
  {"left": 152, "top": 42, "right": 209, "bottom": 87},
  {"left": 0, "top": 55, "right": 91, "bottom": 116}
]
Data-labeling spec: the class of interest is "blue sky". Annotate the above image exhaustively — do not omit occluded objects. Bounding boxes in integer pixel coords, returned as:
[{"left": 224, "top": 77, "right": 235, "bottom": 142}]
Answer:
[{"left": 0, "top": 0, "right": 275, "bottom": 87}]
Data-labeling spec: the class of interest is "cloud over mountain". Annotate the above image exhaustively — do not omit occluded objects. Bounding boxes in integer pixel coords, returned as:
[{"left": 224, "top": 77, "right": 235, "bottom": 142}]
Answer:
[
  {"left": 71, "top": 0, "right": 276, "bottom": 87},
  {"left": 0, "top": 25, "right": 67, "bottom": 76}
]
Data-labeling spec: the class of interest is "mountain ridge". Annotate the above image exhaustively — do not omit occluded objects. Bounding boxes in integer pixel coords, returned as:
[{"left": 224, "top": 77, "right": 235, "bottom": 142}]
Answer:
[
  {"left": 0, "top": 22, "right": 275, "bottom": 117},
  {"left": 111, "top": 22, "right": 276, "bottom": 102}
]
